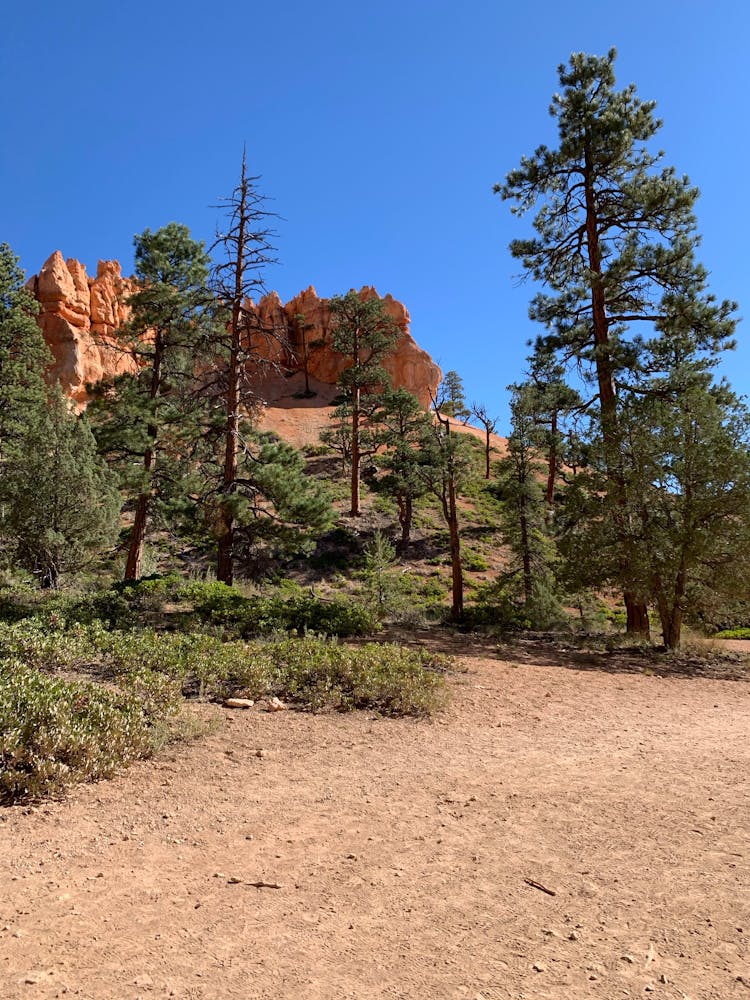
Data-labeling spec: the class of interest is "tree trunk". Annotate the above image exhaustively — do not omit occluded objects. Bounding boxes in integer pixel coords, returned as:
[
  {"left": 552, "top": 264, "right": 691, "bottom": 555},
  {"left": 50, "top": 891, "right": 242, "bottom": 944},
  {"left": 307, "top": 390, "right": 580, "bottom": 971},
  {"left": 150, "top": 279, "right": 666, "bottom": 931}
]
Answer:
[
  {"left": 484, "top": 428, "right": 491, "bottom": 480},
  {"left": 584, "top": 151, "right": 649, "bottom": 635},
  {"left": 397, "top": 494, "right": 412, "bottom": 550},
  {"left": 519, "top": 503, "right": 533, "bottom": 605},
  {"left": 125, "top": 336, "right": 162, "bottom": 582},
  {"left": 447, "top": 479, "right": 463, "bottom": 620},
  {"left": 656, "top": 558, "right": 686, "bottom": 649},
  {"left": 125, "top": 491, "right": 149, "bottom": 581},
  {"left": 217, "top": 222, "right": 245, "bottom": 584},
  {"left": 624, "top": 591, "right": 650, "bottom": 637},
  {"left": 350, "top": 384, "right": 361, "bottom": 516},
  {"left": 546, "top": 411, "right": 557, "bottom": 507}
]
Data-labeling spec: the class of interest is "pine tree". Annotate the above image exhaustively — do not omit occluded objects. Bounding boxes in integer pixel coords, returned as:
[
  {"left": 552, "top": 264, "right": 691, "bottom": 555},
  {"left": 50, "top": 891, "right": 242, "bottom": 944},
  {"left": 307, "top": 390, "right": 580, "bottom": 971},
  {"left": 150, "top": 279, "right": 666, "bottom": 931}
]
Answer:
[
  {"left": 209, "top": 152, "right": 280, "bottom": 583},
  {"left": 4, "top": 387, "right": 120, "bottom": 587},
  {"left": 518, "top": 351, "right": 582, "bottom": 512},
  {"left": 469, "top": 402, "right": 498, "bottom": 480},
  {"left": 496, "top": 384, "right": 562, "bottom": 626},
  {"left": 0, "top": 244, "right": 51, "bottom": 460},
  {"left": 89, "top": 223, "right": 216, "bottom": 580},
  {"left": 373, "top": 387, "right": 432, "bottom": 549},
  {"left": 561, "top": 353, "right": 750, "bottom": 649},
  {"left": 498, "top": 49, "right": 736, "bottom": 636},
  {"left": 439, "top": 371, "right": 470, "bottom": 423},
  {"left": 329, "top": 291, "right": 400, "bottom": 516},
  {"left": 417, "top": 382, "right": 474, "bottom": 620}
]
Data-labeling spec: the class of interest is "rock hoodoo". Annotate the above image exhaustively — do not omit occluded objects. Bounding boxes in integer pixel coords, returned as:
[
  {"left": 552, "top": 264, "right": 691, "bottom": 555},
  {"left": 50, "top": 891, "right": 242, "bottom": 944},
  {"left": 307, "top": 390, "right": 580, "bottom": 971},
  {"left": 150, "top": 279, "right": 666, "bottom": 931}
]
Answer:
[
  {"left": 27, "top": 252, "right": 138, "bottom": 405},
  {"left": 27, "top": 253, "right": 442, "bottom": 409}
]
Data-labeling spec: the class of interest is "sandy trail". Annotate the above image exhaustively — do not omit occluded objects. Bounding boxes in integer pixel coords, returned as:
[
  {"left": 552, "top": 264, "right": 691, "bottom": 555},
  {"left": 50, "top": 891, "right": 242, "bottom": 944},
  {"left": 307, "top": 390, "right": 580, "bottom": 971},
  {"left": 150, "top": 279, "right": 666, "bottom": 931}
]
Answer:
[{"left": 1, "top": 648, "right": 749, "bottom": 999}]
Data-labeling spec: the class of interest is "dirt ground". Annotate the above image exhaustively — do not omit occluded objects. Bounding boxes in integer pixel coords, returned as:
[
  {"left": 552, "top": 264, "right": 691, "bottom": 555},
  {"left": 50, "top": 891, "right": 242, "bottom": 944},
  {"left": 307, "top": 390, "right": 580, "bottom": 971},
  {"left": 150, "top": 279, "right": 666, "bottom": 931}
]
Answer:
[{"left": 1, "top": 641, "right": 749, "bottom": 1000}]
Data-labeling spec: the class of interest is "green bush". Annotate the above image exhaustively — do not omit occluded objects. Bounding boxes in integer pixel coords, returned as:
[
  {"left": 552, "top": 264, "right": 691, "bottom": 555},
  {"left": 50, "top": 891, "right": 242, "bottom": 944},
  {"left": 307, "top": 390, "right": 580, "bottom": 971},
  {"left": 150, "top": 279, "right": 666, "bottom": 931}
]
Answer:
[
  {"left": 0, "top": 659, "right": 171, "bottom": 803},
  {"left": 183, "top": 581, "right": 377, "bottom": 638},
  {"left": 713, "top": 627, "right": 750, "bottom": 640}
]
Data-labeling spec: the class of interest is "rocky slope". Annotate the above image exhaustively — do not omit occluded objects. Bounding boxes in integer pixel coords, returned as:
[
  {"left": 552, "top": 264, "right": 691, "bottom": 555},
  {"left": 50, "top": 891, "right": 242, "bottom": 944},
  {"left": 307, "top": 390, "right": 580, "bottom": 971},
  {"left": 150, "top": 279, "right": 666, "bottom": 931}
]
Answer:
[{"left": 26, "top": 253, "right": 442, "bottom": 413}]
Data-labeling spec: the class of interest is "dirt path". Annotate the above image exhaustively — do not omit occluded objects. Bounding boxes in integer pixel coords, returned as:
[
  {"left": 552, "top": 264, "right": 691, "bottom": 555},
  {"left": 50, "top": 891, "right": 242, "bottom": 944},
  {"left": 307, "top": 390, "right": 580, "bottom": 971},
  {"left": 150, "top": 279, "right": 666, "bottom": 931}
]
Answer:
[{"left": 1, "top": 649, "right": 749, "bottom": 999}]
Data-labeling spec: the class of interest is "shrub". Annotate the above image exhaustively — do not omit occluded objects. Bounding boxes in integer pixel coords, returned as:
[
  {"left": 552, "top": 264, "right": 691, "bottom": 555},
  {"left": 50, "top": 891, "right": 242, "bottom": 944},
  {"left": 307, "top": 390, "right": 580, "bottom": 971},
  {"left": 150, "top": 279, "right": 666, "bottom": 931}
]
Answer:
[
  {"left": 713, "top": 627, "right": 750, "bottom": 640},
  {"left": 0, "top": 659, "right": 170, "bottom": 803},
  {"left": 183, "top": 581, "right": 377, "bottom": 638}
]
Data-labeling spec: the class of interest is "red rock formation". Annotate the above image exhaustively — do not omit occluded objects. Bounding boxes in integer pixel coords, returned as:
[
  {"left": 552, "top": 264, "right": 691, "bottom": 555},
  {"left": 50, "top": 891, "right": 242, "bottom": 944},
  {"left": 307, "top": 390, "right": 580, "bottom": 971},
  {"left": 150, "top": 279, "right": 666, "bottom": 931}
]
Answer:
[
  {"left": 27, "top": 254, "right": 442, "bottom": 408},
  {"left": 27, "top": 252, "right": 137, "bottom": 404}
]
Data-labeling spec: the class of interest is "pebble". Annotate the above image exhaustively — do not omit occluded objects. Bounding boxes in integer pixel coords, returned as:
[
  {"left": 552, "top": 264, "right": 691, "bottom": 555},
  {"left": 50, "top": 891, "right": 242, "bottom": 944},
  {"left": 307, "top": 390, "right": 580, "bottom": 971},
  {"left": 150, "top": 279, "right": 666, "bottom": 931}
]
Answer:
[
  {"left": 267, "top": 697, "right": 286, "bottom": 712},
  {"left": 224, "top": 698, "right": 254, "bottom": 709}
]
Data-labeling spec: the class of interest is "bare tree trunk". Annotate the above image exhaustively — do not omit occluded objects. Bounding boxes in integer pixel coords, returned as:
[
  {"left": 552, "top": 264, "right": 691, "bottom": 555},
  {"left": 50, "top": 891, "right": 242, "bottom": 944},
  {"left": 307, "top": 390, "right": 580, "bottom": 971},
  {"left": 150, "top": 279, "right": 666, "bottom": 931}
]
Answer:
[
  {"left": 125, "top": 459, "right": 152, "bottom": 581},
  {"left": 217, "top": 312, "right": 241, "bottom": 584},
  {"left": 447, "top": 479, "right": 463, "bottom": 620},
  {"left": 397, "top": 494, "right": 413, "bottom": 550},
  {"left": 125, "top": 338, "right": 162, "bottom": 582},
  {"left": 350, "top": 384, "right": 361, "bottom": 516},
  {"left": 584, "top": 151, "right": 649, "bottom": 638}
]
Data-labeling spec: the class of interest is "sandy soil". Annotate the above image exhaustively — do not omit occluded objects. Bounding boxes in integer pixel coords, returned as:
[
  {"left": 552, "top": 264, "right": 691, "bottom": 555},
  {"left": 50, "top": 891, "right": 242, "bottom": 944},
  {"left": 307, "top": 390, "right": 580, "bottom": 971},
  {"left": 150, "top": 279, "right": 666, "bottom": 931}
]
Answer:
[{"left": 1, "top": 643, "right": 749, "bottom": 1000}]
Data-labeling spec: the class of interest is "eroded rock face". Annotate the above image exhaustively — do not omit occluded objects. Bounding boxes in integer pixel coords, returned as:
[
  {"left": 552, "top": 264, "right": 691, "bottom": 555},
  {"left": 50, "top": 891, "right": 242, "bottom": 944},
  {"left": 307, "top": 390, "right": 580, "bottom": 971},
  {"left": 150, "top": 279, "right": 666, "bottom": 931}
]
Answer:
[
  {"left": 27, "top": 252, "right": 137, "bottom": 404},
  {"left": 27, "top": 254, "right": 441, "bottom": 407}
]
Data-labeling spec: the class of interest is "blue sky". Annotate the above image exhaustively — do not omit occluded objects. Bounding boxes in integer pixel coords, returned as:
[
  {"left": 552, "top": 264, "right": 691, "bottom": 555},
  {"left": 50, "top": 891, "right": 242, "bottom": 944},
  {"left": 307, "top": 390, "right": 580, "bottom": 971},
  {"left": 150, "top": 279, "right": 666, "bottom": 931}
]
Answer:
[{"left": 3, "top": 1, "right": 748, "bottom": 432}]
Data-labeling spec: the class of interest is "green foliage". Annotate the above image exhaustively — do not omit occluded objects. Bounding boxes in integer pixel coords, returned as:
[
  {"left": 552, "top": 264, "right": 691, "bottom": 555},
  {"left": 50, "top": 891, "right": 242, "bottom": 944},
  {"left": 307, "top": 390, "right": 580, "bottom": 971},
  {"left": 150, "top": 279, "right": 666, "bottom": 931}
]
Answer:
[
  {"left": 499, "top": 49, "right": 737, "bottom": 635},
  {"left": 0, "top": 658, "right": 173, "bottom": 804},
  {"left": 713, "top": 628, "right": 750, "bottom": 640},
  {"left": 89, "top": 223, "right": 218, "bottom": 580},
  {"left": 182, "top": 580, "right": 378, "bottom": 637},
  {"left": 201, "top": 430, "right": 335, "bottom": 579},
  {"left": 372, "top": 387, "right": 432, "bottom": 547},
  {"left": 494, "top": 384, "right": 564, "bottom": 626},
  {"left": 438, "top": 371, "right": 470, "bottom": 422},
  {"left": 0, "top": 244, "right": 51, "bottom": 459},
  {"left": 359, "top": 531, "right": 399, "bottom": 617},
  {"left": 2, "top": 387, "right": 120, "bottom": 588}
]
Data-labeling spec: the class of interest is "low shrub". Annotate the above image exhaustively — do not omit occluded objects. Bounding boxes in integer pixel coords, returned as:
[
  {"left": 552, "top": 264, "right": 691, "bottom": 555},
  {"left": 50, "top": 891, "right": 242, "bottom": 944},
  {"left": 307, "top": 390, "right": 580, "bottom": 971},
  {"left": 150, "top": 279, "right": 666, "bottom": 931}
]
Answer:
[
  {"left": 713, "top": 627, "right": 750, "bottom": 640},
  {"left": 183, "top": 581, "right": 377, "bottom": 638},
  {"left": 0, "top": 659, "right": 172, "bottom": 804}
]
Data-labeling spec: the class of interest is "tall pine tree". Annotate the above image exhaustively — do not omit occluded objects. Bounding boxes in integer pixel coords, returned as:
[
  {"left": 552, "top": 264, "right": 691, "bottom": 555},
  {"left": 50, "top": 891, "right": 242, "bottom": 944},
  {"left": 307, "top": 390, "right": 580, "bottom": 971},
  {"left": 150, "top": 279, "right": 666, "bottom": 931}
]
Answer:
[
  {"left": 498, "top": 49, "right": 736, "bottom": 635},
  {"left": 89, "top": 223, "right": 216, "bottom": 580}
]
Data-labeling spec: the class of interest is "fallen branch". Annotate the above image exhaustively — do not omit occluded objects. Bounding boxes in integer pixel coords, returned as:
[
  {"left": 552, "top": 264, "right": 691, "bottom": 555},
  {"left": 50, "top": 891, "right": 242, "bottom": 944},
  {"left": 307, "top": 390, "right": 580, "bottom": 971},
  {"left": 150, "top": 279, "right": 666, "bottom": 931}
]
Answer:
[{"left": 524, "top": 878, "right": 556, "bottom": 897}]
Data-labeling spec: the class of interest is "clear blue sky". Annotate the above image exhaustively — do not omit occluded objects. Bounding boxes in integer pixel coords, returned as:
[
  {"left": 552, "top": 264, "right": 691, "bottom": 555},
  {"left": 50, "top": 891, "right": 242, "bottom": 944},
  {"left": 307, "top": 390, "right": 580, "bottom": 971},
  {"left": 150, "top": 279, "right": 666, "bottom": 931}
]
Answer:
[{"left": 3, "top": 1, "right": 748, "bottom": 432}]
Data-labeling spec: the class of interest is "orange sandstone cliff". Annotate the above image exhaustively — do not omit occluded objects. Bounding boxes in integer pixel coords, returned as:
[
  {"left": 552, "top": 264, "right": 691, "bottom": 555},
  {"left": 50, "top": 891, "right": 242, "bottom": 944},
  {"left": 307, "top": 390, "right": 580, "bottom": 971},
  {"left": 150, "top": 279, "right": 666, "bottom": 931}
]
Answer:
[{"left": 27, "top": 253, "right": 442, "bottom": 418}]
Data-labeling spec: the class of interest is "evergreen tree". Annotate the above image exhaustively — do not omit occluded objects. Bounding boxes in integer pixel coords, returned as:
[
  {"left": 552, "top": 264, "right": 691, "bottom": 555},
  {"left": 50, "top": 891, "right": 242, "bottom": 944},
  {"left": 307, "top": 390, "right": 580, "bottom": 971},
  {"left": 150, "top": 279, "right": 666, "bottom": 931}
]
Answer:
[
  {"left": 498, "top": 49, "right": 736, "bottom": 635},
  {"left": 417, "top": 382, "right": 474, "bottom": 619},
  {"left": 373, "top": 387, "right": 432, "bottom": 549},
  {"left": 518, "top": 351, "right": 583, "bottom": 511},
  {"left": 4, "top": 388, "right": 120, "bottom": 588},
  {"left": 0, "top": 244, "right": 51, "bottom": 459},
  {"left": 496, "top": 384, "right": 562, "bottom": 626},
  {"left": 329, "top": 291, "right": 400, "bottom": 516},
  {"left": 439, "top": 370, "right": 470, "bottom": 423},
  {"left": 469, "top": 402, "right": 498, "bottom": 480},
  {"left": 89, "top": 223, "right": 216, "bottom": 580},
  {"left": 560, "top": 356, "right": 750, "bottom": 649},
  {"left": 209, "top": 152, "right": 280, "bottom": 584},
  {"left": 202, "top": 430, "right": 334, "bottom": 578}
]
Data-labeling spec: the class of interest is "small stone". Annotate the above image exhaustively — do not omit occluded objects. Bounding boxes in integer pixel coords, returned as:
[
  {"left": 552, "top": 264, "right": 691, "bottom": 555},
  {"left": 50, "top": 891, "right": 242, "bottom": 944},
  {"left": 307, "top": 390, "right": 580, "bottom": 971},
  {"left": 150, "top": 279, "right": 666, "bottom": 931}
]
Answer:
[
  {"left": 255, "top": 749, "right": 266, "bottom": 759},
  {"left": 568, "top": 931, "right": 579, "bottom": 941},
  {"left": 621, "top": 954, "right": 635, "bottom": 964},
  {"left": 266, "top": 697, "right": 286, "bottom": 712},
  {"left": 227, "top": 877, "right": 242, "bottom": 884},
  {"left": 224, "top": 698, "right": 254, "bottom": 709},
  {"left": 659, "top": 974, "right": 668, "bottom": 984},
  {"left": 532, "top": 962, "right": 546, "bottom": 972}
]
